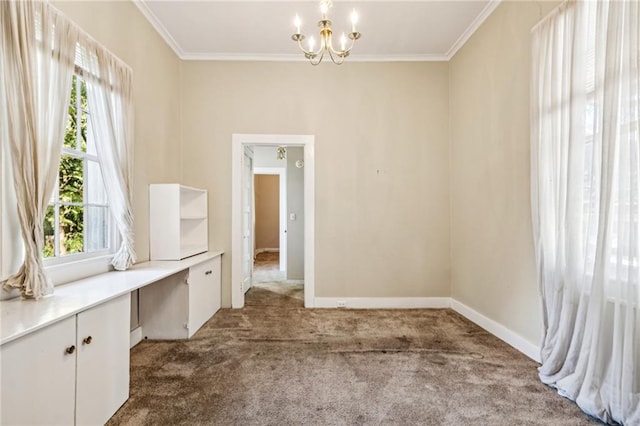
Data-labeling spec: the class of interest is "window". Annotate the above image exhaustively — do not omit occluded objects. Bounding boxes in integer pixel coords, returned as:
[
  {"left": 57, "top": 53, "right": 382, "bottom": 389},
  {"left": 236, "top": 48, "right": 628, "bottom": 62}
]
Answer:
[{"left": 43, "top": 74, "right": 113, "bottom": 262}]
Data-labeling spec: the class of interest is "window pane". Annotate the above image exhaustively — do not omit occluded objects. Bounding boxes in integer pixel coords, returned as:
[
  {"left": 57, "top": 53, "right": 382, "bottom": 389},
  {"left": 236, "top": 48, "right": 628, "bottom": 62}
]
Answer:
[
  {"left": 59, "top": 155, "right": 83, "bottom": 203},
  {"left": 59, "top": 204, "right": 84, "bottom": 255},
  {"left": 80, "top": 109, "right": 89, "bottom": 153},
  {"left": 86, "top": 206, "right": 109, "bottom": 252},
  {"left": 86, "top": 113, "right": 96, "bottom": 156},
  {"left": 64, "top": 106, "right": 77, "bottom": 149},
  {"left": 87, "top": 160, "right": 107, "bottom": 204},
  {"left": 43, "top": 205, "right": 55, "bottom": 258}
]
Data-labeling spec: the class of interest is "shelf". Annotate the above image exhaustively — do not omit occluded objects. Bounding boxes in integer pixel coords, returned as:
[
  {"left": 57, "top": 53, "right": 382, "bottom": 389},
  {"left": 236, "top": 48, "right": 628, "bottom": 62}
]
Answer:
[
  {"left": 180, "top": 244, "right": 208, "bottom": 259},
  {"left": 150, "top": 184, "right": 209, "bottom": 260}
]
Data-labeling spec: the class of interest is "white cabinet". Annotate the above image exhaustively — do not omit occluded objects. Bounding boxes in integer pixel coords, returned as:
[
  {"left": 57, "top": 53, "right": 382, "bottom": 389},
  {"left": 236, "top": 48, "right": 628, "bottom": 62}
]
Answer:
[
  {"left": 0, "top": 317, "right": 76, "bottom": 425},
  {"left": 139, "top": 255, "right": 221, "bottom": 339},
  {"left": 150, "top": 184, "right": 208, "bottom": 260},
  {"left": 0, "top": 295, "right": 130, "bottom": 426},
  {"left": 76, "top": 295, "right": 131, "bottom": 425}
]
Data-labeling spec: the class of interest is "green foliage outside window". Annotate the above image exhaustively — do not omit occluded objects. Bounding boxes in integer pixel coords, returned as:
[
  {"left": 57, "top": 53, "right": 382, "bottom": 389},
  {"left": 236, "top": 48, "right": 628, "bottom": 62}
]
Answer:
[{"left": 43, "top": 76, "right": 89, "bottom": 258}]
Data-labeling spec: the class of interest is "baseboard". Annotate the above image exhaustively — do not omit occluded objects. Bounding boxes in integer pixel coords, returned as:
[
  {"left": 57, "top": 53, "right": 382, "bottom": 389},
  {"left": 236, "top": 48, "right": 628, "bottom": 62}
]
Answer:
[
  {"left": 450, "top": 299, "right": 541, "bottom": 363},
  {"left": 313, "top": 297, "right": 451, "bottom": 309},
  {"left": 130, "top": 326, "right": 142, "bottom": 349},
  {"left": 255, "top": 248, "right": 279, "bottom": 255},
  {"left": 312, "top": 296, "right": 541, "bottom": 362}
]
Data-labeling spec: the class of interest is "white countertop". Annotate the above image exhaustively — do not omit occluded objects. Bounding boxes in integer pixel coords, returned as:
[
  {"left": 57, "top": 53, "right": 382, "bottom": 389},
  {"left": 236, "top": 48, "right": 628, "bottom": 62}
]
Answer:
[{"left": 0, "top": 251, "right": 223, "bottom": 346}]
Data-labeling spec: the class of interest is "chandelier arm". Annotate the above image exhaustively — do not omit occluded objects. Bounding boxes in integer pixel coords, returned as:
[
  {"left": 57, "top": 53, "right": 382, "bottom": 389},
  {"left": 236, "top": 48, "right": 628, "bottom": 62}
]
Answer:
[
  {"left": 296, "top": 37, "right": 320, "bottom": 58},
  {"left": 310, "top": 49, "right": 324, "bottom": 66},
  {"left": 290, "top": 1, "right": 361, "bottom": 65},
  {"left": 327, "top": 45, "right": 344, "bottom": 65},
  {"left": 326, "top": 41, "right": 351, "bottom": 58}
]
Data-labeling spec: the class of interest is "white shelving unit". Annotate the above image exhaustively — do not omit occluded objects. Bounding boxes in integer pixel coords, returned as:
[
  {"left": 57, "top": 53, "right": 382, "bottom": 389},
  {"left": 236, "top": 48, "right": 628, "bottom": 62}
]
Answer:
[{"left": 150, "top": 184, "right": 208, "bottom": 260}]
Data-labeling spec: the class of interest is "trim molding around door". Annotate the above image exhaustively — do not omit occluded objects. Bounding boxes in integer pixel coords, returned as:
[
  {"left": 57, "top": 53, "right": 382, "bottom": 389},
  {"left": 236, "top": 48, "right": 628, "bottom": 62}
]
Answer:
[{"left": 231, "top": 134, "right": 315, "bottom": 309}]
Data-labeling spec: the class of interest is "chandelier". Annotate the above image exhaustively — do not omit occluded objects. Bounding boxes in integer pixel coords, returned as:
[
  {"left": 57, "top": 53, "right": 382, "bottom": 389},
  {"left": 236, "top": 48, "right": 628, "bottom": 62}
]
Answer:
[{"left": 291, "top": 0, "right": 361, "bottom": 65}]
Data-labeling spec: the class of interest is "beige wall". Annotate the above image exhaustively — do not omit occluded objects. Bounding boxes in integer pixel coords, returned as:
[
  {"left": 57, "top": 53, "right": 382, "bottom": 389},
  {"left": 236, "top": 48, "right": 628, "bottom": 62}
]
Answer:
[
  {"left": 449, "top": 1, "right": 559, "bottom": 345},
  {"left": 53, "top": 0, "right": 182, "bottom": 264},
  {"left": 181, "top": 62, "right": 451, "bottom": 307},
  {"left": 254, "top": 174, "right": 280, "bottom": 250}
]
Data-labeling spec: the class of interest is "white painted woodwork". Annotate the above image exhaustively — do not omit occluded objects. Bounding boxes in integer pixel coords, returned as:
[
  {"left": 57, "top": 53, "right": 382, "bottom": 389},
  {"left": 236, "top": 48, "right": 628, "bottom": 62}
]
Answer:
[
  {"left": 76, "top": 295, "right": 130, "bottom": 425},
  {"left": 0, "top": 295, "right": 130, "bottom": 426},
  {"left": 1, "top": 250, "right": 223, "bottom": 346},
  {"left": 0, "top": 317, "right": 76, "bottom": 425},
  {"left": 134, "top": 0, "right": 500, "bottom": 61},
  {"left": 139, "top": 256, "right": 221, "bottom": 339},
  {"left": 242, "top": 147, "right": 254, "bottom": 294},
  {"left": 231, "top": 134, "right": 315, "bottom": 309},
  {"left": 188, "top": 256, "right": 221, "bottom": 334},
  {"left": 0, "top": 252, "right": 223, "bottom": 426},
  {"left": 150, "top": 184, "right": 208, "bottom": 260}
]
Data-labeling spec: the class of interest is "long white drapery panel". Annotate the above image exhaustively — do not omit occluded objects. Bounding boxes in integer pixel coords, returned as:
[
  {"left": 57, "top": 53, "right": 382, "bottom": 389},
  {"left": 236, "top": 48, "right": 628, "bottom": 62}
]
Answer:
[
  {"left": 0, "top": 1, "right": 78, "bottom": 299},
  {"left": 79, "top": 43, "right": 136, "bottom": 271},
  {"left": 531, "top": 0, "right": 639, "bottom": 424}
]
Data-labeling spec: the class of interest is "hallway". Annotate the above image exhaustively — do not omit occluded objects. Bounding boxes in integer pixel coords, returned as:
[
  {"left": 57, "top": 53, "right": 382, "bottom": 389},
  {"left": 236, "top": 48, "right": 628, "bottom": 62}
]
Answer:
[{"left": 250, "top": 251, "right": 303, "bottom": 303}]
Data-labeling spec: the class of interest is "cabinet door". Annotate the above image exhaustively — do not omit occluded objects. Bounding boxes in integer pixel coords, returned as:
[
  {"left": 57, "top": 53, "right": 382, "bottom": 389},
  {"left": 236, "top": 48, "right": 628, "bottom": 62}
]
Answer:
[
  {"left": 76, "top": 295, "right": 130, "bottom": 426},
  {"left": 0, "top": 317, "right": 76, "bottom": 425},
  {"left": 187, "top": 256, "right": 221, "bottom": 336}
]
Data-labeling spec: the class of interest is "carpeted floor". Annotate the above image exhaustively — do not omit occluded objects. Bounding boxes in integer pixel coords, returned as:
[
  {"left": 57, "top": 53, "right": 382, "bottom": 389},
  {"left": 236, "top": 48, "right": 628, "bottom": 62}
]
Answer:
[
  {"left": 252, "top": 251, "right": 304, "bottom": 301},
  {"left": 108, "top": 276, "right": 597, "bottom": 425}
]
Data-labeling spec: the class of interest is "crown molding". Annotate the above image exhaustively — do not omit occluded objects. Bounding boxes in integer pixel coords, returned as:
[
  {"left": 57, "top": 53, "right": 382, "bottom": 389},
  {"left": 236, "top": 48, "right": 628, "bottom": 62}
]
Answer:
[
  {"left": 445, "top": 0, "right": 502, "bottom": 60},
  {"left": 180, "top": 52, "right": 449, "bottom": 62},
  {"left": 134, "top": 0, "right": 500, "bottom": 63},
  {"left": 132, "top": 0, "right": 185, "bottom": 58}
]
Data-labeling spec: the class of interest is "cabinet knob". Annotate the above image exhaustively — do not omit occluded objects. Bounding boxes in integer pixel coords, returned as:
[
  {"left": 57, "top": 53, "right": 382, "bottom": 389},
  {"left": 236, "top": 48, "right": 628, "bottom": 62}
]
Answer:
[
  {"left": 205, "top": 270, "right": 212, "bottom": 275},
  {"left": 65, "top": 345, "right": 76, "bottom": 355},
  {"left": 83, "top": 336, "right": 93, "bottom": 345}
]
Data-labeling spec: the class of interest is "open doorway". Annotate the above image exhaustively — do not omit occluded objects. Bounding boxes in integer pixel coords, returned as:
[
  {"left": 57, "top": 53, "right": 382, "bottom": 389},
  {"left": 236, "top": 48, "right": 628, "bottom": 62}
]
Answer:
[
  {"left": 231, "top": 134, "right": 315, "bottom": 309},
  {"left": 252, "top": 148, "right": 302, "bottom": 301}
]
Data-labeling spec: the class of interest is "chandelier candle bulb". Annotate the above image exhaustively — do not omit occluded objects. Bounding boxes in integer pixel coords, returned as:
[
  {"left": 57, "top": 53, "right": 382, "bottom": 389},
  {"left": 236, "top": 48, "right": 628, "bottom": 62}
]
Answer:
[
  {"left": 351, "top": 9, "right": 358, "bottom": 32},
  {"left": 290, "top": 0, "right": 361, "bottom": 65},
  {"left": 320, "top": 2, "right": 329, "bottom": 17}
]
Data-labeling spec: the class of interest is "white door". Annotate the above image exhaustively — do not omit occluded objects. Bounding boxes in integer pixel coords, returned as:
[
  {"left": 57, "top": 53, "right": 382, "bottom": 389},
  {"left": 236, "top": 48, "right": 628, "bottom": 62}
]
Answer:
[
  {"left": 76, "top": 295, "right": 130, "bottom": 425},
  {"left": 242, "top": 146, "right": 254, "bottom": 293},
  {"left": 0, "top": 317, "right": 76, "bottom": 425}
]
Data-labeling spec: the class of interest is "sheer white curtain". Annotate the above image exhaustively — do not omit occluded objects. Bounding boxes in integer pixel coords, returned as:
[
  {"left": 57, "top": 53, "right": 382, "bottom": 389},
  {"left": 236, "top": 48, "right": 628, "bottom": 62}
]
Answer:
[
  {"left": 0, "top": 1, "right": 78, "bottom": 298},
  {"left": 79, "top": 40, "right": 135, "bottom": 271},
  {"left": 531, "top": 0, "right": 639, "bottom": 424}
]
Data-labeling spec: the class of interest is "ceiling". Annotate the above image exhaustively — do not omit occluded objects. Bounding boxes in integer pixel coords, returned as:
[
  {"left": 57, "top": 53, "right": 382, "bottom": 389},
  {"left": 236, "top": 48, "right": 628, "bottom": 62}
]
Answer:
[{"left": 134, "top": 0, "right": 501, "bottom": 61}]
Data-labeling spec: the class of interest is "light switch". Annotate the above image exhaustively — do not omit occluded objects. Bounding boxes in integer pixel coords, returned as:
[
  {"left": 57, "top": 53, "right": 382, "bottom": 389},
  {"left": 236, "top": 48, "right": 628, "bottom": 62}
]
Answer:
[{"left": 289, "top": 213, "right": 296, "bottom": 221}]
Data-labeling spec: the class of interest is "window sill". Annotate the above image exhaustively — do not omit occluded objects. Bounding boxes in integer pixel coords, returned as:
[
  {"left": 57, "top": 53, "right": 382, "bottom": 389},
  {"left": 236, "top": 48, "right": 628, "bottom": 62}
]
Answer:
[
  {"left": 0, "top": 254, "right": 115, "bottom": 301},
  {"left": 46, "top": 254, "right": 114, "bottom": 287}
]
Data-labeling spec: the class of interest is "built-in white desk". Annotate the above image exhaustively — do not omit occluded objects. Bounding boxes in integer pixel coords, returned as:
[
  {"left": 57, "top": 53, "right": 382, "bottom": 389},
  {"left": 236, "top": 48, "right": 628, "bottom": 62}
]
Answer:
[{"left": 0, "top": 250, "right": 223, "bottom": 425}]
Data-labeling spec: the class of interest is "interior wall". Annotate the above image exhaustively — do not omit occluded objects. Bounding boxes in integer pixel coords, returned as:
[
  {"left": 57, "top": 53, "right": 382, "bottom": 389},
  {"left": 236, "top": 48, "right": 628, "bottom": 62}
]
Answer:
[
  {"left": 52, "top": 0, "right": 182, "bottom": 328},
  {"left": 286, "top": 148, "right": 304, "bottom": 280},
  {"left": 181, "top": 62, "right": 451, "bottom": 307},
  {"left": 254, "top": 174, "right": 280, "bottom": 250},
  {"left": 53, "top": 0, "right": 183, "bottom": 264},
  {"left": 253, "top": 146, "right": 287, "bottom": 169},
  {"left": 449, "top": 0, "right": 560, "bottom": 346}
]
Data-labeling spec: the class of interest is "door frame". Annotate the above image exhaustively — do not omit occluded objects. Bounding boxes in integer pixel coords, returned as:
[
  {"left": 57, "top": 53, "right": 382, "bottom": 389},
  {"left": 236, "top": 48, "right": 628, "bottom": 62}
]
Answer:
[
  {"left": 241, "top": 146, "right": 254, "bottom": 294},
  {"left": 253, "top": 167, "right": 287, "bottom": 272},
  {"left": 231, "top": 134, "right": 315, "bottom": 308}
]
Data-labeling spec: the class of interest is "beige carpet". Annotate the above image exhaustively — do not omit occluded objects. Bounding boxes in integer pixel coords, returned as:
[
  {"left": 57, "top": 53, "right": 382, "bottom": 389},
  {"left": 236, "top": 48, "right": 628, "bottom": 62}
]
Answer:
[
  {"left": 107, "top": 282, "right": 597, "bottom": 425},
  {"left": 252, "top": 251, "right": 303, "bottom": 301}
]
